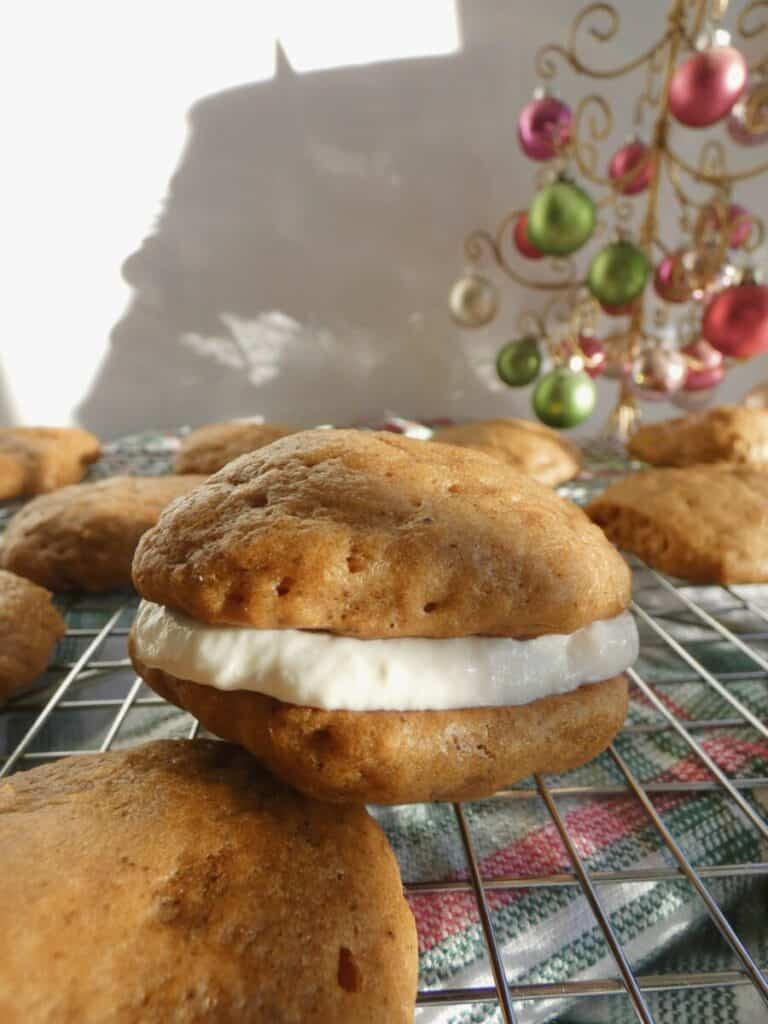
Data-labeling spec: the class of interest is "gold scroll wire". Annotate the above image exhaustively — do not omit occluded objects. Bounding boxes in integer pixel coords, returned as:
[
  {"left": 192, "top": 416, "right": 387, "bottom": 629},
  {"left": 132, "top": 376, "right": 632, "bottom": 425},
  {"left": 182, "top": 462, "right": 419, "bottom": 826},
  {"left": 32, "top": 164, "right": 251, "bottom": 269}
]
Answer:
[{"left": 464, "top": 213, "right": 581, "bottom": 291}]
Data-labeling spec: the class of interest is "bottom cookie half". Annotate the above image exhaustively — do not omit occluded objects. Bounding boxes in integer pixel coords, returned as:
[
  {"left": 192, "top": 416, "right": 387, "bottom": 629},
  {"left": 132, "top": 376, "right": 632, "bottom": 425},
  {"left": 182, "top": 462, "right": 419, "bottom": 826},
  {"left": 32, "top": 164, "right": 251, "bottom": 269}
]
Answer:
[{"left": 131, "top": 642, "right": 628, "bottom": 804}]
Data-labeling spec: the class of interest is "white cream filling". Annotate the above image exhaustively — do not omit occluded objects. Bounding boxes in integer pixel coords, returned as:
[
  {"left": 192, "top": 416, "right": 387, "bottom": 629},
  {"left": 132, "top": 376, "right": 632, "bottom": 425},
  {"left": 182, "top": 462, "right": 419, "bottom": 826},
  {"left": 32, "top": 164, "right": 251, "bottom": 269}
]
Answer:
[{"left": 133, "top": 601, "right": 638, "bottom": 712}]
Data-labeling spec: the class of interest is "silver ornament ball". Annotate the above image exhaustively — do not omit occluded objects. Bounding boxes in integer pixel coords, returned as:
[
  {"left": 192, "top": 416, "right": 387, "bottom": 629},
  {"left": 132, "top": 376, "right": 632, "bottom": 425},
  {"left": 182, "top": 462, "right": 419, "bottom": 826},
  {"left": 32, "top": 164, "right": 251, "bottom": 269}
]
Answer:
[{"left": 449, "top": 273, "right": 499, "bottom": 328}]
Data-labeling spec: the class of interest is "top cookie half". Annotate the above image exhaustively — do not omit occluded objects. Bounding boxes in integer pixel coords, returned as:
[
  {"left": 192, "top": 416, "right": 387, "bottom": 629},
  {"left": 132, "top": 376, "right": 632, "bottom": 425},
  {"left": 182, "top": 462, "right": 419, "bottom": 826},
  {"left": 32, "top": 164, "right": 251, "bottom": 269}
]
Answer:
[{"left": 133, "top": 430, "right": 629, "bottom": 638}]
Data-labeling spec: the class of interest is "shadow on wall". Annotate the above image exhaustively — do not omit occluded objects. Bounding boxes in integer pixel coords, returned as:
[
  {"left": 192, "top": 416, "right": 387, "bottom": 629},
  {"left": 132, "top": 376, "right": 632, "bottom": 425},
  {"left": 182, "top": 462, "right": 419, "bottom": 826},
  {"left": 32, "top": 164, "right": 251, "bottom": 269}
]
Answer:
[{"left": 77, "top": 4, "right": 522, "bottom": 438}]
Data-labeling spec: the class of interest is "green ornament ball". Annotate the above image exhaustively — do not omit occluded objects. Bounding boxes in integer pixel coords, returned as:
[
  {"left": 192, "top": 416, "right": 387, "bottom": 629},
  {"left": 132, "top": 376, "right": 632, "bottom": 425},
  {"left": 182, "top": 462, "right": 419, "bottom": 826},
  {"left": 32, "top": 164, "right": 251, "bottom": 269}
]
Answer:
[
  {"left": 532, "top": 367, "right": 596, "bottom": 428},
  {"left": 587, "top": 241, "right": 649, "bottom": 306},
  {"left": 496, "top": 337, "right": 542, "bottom": 387},
  {"left": 527, "top": 180, "right": 596, "bottom": 256}
]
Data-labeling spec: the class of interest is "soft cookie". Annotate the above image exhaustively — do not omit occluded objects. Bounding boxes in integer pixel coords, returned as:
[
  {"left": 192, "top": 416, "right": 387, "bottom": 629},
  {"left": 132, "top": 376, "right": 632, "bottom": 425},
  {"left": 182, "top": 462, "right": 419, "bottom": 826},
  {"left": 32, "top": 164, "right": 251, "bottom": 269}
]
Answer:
[
  {"left": 587, "top": 464, "right": 768, "bottom": 583},
  {"left": 0, "top": 426, "right": 101, "bottom": 500},
  {"left": 130, "top": 430, "right": 636, "bottom": 803},
  {"left": 0, "top": 740, "right": 418, "bottom": 1023},
  {"left": 1, "top": 475, "right": 205, "bottom": 592},
  {"left": 431, "top": 418, "right": 581, "bottom": 486},
  {"left": 628, "top": 405, "right": 768, "bottom": 467},
  {"left": 175, "top": 421, "right": 298, "bottom": 475},
  {"left": 0, "top": 569, "right": 65, "bottom": 701}
]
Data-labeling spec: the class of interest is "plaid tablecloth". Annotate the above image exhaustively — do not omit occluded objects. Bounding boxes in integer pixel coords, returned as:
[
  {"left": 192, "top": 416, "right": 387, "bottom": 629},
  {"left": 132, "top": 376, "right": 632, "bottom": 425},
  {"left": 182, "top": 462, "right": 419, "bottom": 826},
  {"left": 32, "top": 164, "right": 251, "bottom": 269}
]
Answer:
[{"left": 2, "top": 421, "right": 767, "bottom": 1023}]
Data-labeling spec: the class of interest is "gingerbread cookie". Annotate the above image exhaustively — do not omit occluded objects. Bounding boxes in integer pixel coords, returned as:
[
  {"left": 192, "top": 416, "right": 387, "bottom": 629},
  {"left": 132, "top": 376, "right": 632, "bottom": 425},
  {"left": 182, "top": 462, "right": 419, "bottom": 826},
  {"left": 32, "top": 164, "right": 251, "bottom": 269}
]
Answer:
[
  {"left": 432, "top": 418, "right": 581, "bottom": 486},
  {"left": 0, "top": 569, "right": 65, "bottom": 702},
  {"left": 587, "top": 464, "right": 768, "bottom": 583},
  {"left": 628, "top": 405, "right": 768, "bottom": 467},
  {"left": 0, "top": 740, "right": 418, "bottom": 1023},
  {"left": 1, "top": 475, "right": 205, "bottom": 592},
  {"left": 175, "top": 421, "right": 298, "bottom": 475},
  {"left": 130, "top": 430, "right": 636, "bottom": 803},
  {"left": 0, "top": 426, "right": 101, "bottom": 501}
]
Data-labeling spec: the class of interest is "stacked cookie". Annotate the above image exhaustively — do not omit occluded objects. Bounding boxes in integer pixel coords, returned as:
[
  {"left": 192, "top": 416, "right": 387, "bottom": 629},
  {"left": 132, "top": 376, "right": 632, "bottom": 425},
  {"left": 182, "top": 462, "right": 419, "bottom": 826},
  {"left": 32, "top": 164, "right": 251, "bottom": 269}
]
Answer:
[
  {"left": 129, "top": 429, "right": 637, "bottom": 803},
  {"left": 589, "top": 406, "right": 768, "bottom": 583}
]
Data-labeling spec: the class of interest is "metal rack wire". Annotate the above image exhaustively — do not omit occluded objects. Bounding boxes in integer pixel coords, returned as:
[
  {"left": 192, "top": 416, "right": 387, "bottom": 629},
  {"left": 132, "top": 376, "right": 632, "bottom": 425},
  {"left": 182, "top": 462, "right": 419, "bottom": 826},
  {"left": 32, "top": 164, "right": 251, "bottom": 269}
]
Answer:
[{"left": 2, "top": 561, "right": 768, "bottom": 1022}]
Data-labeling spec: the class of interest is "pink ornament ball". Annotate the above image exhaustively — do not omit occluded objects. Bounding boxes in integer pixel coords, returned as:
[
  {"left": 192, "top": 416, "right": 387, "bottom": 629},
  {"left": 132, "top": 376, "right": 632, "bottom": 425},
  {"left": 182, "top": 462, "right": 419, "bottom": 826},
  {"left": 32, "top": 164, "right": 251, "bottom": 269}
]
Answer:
[
  {"left": 681, "top": 339, "right": 725, "bottom": 391},
  {"left": 514, "top": 212, "right": 544, "bottom": 260},
  {"left": 608, "top": 140, "right": 654, "bottom": 195},
  {"left": 701, "top": 203, "right": 753, "bottom": 249},
  {"left": 668, "top": 45, "right": 747, "bottom": 128},
  {"left": 727, "top": 85, "right": 768, "bottom": 146},
  {"left": 517, "top": 96, "right": 572, "bottom": 161},
  {"left": 727, "top": 111, "right": 766, "bottom": 145},
  {"left": 702, "top": 284, "right": 768, "bottom": 357},
  {"left": 654, "top": 251, "right": 692, "bottom": 304}
]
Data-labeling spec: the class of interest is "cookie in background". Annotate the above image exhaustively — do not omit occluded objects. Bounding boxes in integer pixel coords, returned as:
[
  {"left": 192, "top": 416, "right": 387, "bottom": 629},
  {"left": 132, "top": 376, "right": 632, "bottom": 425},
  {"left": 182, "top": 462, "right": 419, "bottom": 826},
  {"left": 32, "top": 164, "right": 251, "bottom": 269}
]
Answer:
[
  {"left": 431, "top": 417, "right": 581, "bottom": 486},
  {"left": 587, "top": 464, "right": 768, "bottom": 583},
  {"left": 1, "top": 475, "right": 205, "bottom": 592},
  {"left": 628, "top": 405, "right": 768, "bottom": 467},
  {"left": 175, "top": 421, "right": 298, "bottom": 475},
  {"left": 0, "top": 569, "right": 65, "bottom": 703},
  {"left": 0, "top": 426, "right": 101, "bottom": 500}
]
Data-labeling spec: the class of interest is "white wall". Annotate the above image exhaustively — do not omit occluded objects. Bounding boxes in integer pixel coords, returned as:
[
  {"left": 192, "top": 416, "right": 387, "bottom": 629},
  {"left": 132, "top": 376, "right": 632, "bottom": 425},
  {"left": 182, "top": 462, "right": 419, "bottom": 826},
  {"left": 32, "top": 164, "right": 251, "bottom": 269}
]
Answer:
[{"left": 3, "top": 0, "right": 766, "bottom": 438}]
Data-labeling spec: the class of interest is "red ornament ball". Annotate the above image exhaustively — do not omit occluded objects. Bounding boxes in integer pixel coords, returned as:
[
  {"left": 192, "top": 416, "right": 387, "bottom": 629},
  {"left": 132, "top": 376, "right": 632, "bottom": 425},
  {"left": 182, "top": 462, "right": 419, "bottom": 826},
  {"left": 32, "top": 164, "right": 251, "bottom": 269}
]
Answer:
[
  {"left": 702, "top": 283, "right": 768, "bottom": 357},
  {"left": 517, "top": 96, "right": 572, "bottom": 161},
  {"left": 599, "top": 299, "right": 638, "bottom": 317},
  {"left": 608, "top": 140, "right": 654, "bottom": 195},
  {"left": 681, "top": 339, "right": 725, "bottom": 391},
  {"left": 514, "top": 212, "right": 544, "bottom": 260},
  {"left": 668, "top": 45, "right": 747, "bottom": 128},
  {"left": 578, "top": 335, "right": 607, "bottom": 378}
]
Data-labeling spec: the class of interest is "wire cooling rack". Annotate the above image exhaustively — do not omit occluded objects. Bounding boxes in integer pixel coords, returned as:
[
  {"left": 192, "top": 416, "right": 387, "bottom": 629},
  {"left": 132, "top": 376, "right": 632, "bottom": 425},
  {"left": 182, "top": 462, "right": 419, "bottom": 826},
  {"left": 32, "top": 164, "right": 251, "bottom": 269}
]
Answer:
[{"left": 2, "top": 517, "right": 768, "bottom": 1022}]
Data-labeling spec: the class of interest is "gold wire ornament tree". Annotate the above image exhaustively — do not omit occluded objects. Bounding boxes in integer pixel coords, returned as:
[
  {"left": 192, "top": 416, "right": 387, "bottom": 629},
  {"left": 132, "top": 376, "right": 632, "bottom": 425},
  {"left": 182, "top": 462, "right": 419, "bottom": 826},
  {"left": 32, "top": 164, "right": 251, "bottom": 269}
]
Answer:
[{"left": 450, "top": 0, "right": 768, "bottom": 440}]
